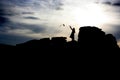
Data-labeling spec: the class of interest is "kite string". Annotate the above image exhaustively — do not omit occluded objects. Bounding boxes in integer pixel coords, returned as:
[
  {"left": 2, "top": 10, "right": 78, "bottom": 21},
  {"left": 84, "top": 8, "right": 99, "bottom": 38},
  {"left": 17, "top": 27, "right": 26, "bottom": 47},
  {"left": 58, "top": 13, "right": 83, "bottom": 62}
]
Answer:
[{"left": 50, "top": 24, "right": 74, "bottom": 38}]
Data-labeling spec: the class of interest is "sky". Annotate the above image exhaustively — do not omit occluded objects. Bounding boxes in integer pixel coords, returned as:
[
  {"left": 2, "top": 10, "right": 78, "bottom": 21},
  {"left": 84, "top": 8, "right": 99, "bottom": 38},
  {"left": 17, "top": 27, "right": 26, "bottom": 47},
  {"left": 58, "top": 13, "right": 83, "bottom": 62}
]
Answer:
[{"left": 0, "top": 0, "right": 120, "bottom": 46}]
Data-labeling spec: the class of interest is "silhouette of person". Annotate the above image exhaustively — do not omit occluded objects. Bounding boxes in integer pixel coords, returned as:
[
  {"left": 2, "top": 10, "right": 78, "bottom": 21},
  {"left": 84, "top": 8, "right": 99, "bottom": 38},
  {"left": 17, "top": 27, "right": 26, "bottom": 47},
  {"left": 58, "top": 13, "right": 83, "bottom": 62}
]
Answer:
[{"left": 69, "top": 26, "right": 75, "bottom": 41}]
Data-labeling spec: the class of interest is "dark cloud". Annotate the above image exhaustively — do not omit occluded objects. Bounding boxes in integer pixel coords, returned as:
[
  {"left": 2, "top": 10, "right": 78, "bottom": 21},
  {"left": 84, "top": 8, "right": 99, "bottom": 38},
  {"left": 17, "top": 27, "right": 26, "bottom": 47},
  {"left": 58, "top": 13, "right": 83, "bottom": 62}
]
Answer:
[
  {"left": 0, "top": 7, "right": 17, "bottom": 16},
  {"left": 0, "top": 0, "right": 30, "bottom": 7},
  {"left": 104, "top": 24, "right": 120, "bottom": 41},
  {"left": 17, "top": 24, "right": 45, "bottom": 33},
  {"left": 112, "top": 25, "right": 120, "bottom": 40},
  {"left": 0, "top": 16, "right": 10, "bottom": 24},
  {"left": 0, "top": 14, "right": 46, "bottom": 33},
  {"left": 0, "top": 0, "right": 64, "bottom": 10},
  {"left": 0, "top": 17, "right": 47, "bottom": 45},
  {"left": 102, "top": 2, "right": 112, "bottom": 5},
  {"left": 97, "top": 0, "right": 120, "bottom": 6},
  {"left": 31, "top": 0, "right": 64, "bottom": 10},
  {"left": 22, "top": 12, "right": 34, "bottom": 14},
  {"left": 23, "top": 16, "right": 48, "bottom": 22},
  {"left": 0, "top": 1, "right": 21, "bottom": 17},
  {"left": 0, "top": 21, "right": 47, "bottom": 45},
  {"left": 0, "top": 0, "right": 64, "bottom": 20},
  {"left": 0, "top": 33, "right": 34, "bottom": 45},
  {"left": 0, "top": 21, "right": 46, "bottom": 33},
  {"left": 112, "top": 3, "right": 120, "bottom": 6},
  {"left": 55, "top": 7, "right": 63, "bottom": 10},
  {"left": 24, "top": 16, "right": 39, "bottom": 20},
  {"left": 0, "top": 0, "right": 64, "bottom": 27},
  {"left": 0, "top": 9, "right": 11, "bottom": 16},
  {"left": 0, "top": 0, "right": 64, "bottom": 30}
]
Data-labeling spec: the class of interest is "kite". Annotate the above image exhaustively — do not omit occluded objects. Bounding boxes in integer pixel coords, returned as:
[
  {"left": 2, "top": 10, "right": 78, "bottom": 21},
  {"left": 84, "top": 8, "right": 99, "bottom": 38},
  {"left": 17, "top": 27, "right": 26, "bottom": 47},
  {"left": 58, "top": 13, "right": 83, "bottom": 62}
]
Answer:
[{"left": 63, "top": 24, "right": 65, "bottom": 27}]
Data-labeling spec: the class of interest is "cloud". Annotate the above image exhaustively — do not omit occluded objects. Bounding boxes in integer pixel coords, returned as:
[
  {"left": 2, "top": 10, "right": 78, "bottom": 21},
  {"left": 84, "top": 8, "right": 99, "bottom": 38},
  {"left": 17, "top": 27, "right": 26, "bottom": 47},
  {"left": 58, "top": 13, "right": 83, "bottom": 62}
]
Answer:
[
  {"left": 0, "top": 7, "right": 18, "bottom": 17},
  {"left": 0, "top": 0, "right": 64, "bottom": 23},
  {"left": 105, "top": 24, "right": 120, "bottom": 40},
  {"left": 1, "top": 0, "right": 119, "bottom": 45},
  {"left": 0, "top": 21, "right": 49, "bottom": 45},
  {"left": 24, "top": 16, "right": 39, "bottom": 20},
  {"left": 0, "top": 0, "right": 30, "bottom": 7},
  {"left": 0, "top": 16, "right": 10, "bottom": 24},
  {"left": 22, "top": 12, "right": 34, "bottom": 14},
  {"left": 112, "top": 26, "right": 120, "bottom": 40},
  {"left": 112, "top": 3, "right": 120, "bottom": 6},
  {"left": 102, "top": 2, "right": 112, "bottom": 5},
  {"left": 33, "top": 0, "right": 64, "bottom": 10},
  {"left": 0, "top": 0, "right": 64, "bottom": 10},
  {"left": 0, "top": 21, "right": 46, "bottom": 33},
  {"left": 0, "top": 33, "right": 34, "bottom": 45},
  {"left": 0, "top": 0, "right": 64, "bottom": 25},
  {"left": 55, "top": 7, "right": 64, "bottom": 10},
  {"left": 0, "top": 9, "right": 12, "bottom": 16},
  {"left": 96, "top": 0, "right": 120, "bottom": 6}
]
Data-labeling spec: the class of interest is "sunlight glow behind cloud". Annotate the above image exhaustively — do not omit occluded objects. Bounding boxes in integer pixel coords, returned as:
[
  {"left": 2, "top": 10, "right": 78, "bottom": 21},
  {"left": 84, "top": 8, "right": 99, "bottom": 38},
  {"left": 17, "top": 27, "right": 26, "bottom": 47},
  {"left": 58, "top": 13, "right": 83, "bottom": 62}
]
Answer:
[{"left": 0, "top": 0, "right": 120, "bottom": 45}]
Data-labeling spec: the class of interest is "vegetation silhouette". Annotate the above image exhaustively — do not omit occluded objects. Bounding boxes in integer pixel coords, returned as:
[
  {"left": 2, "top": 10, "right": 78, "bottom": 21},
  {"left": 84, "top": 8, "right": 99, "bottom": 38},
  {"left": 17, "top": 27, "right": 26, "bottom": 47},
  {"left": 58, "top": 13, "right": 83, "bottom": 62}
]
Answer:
[{"left": 0, "top": 26, "right": 120, "bottom": 53}]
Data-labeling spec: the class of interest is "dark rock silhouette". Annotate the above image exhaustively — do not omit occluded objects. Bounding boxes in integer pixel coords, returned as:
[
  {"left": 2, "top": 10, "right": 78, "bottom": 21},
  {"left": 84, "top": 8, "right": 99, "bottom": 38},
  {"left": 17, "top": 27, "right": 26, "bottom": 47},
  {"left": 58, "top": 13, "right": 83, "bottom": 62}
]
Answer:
[
  {"left": 16, "top": 37, "right": 67, "bottom": 49},
  {"left": 105, "top": 34, "right": 119, "bottom": 49},
  {"left": 78, "top": 27, "right": 101, "bottom": 47},
  {"left": 51, "top": 37, "right": 67, "bottom": 48},
  {"left": 0, "top": 26, "right": 120, "bottom": 53},
  {"left": 66, "top": 40, "right": 78, "bottom": 48},
  {"left": 78, "top": 26, "right": 119, "bottom": 51},
  {"left": 1, "top": 26, "right": 119, "bottom": 74},
  {"left": 16, "top": 38, "right": 51, "bottom": 48}
]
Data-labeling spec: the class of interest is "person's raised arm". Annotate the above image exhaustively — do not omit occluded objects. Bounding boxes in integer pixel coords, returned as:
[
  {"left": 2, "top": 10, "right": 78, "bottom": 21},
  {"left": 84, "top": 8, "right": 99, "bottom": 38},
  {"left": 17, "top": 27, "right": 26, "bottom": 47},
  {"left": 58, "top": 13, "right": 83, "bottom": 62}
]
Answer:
[{"left": 69, "top": 26, "right": 72, "bottom": 30}]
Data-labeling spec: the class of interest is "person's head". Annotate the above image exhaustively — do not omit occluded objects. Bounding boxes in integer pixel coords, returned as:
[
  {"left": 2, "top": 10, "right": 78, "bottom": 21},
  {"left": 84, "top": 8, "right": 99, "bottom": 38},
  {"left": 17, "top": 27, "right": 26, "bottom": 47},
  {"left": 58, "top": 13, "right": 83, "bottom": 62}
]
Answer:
[{"left": 73, "top": 28, "right": 75, "bottom": 30}]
